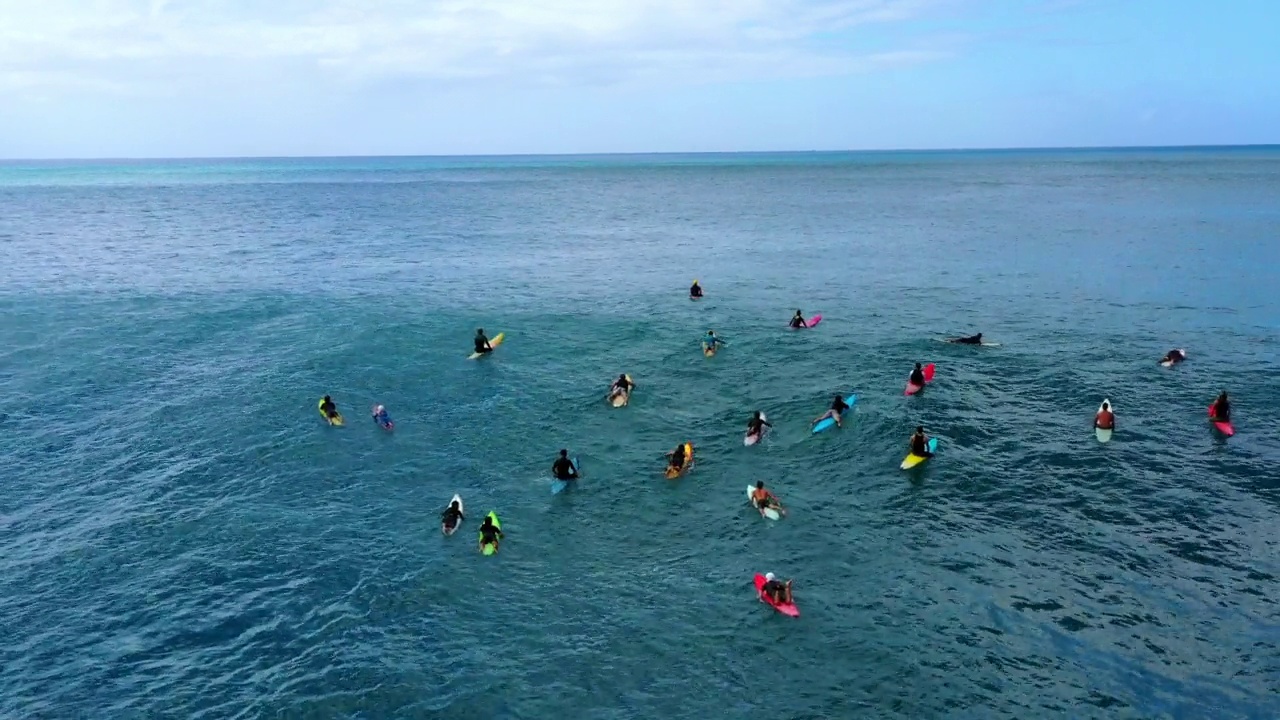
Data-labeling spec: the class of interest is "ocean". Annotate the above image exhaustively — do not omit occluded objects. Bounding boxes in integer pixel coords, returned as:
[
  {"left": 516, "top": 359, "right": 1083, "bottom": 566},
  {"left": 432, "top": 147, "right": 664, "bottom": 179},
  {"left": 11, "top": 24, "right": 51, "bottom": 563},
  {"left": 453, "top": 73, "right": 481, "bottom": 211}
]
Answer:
[{"left": 1, "top": 149, "right": 1278, "bottom": 719}]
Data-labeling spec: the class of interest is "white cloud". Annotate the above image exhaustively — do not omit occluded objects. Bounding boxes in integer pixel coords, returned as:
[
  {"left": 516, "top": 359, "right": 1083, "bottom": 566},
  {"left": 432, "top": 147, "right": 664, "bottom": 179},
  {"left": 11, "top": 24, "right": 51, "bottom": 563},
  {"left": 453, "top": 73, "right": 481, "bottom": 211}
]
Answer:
[{"left": 0, "top": 0, "right": 957, "bottom": 95}]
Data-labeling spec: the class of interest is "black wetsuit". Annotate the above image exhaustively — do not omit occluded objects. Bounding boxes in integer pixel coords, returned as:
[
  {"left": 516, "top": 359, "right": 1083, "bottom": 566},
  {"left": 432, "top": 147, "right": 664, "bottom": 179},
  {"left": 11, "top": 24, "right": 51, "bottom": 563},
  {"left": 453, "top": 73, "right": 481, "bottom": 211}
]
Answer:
[
  {"left": 951, "top": 334, "right": 982, "bottom": 345},
  {"left": 790, "top": 316, "right": 806, "bottom": 328},
  {"left": 479, "top": 524, "right": 502, "bottom": 544},
  {"left": 552, "top": 457, "right": 578, "bottom": 481},
  {"left": 613, "top": 378, "right": 633, "bottom": 394},
  {"left": 669, "top": 448, "right": 686, "bottom": 470},
  {"left": 442, "top": 507, "right": 463, "bottom": 529},
  {"left": 763, "top": 579, "right": 787, "bottom": 602},
  {"left": 1213, "top": 400, "right": 1230, "bottom": 422},
  {"left": 690, "top": 285, "right": 702, "bottom": 298},
  {"left": 474, "top": 335, "right": 492, "bottom": 354},
  {"left": 909, "top": 368, "right": 926, "bottom": 385},
  {"left": 747, "top": 417, "right": 772, "bottom": 436},
  {"left": 910, "top": 435, "right": 934, "bottom": 457},
  {"left": 320, "top": 400, "right": 337, "bottom": 417}
]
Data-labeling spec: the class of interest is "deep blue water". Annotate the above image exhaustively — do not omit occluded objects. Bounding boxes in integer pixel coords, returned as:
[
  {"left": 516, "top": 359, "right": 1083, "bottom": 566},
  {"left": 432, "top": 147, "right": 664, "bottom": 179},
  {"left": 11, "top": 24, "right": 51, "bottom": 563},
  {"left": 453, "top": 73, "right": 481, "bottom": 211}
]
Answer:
[{"left": 1, "top": 149, "right": 1279, "bottom": 719}]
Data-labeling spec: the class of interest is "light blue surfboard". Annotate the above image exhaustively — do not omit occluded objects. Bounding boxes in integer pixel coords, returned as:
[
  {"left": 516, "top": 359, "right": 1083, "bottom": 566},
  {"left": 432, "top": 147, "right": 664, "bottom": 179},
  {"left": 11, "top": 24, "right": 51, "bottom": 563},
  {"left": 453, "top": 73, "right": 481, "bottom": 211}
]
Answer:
[{"left": 812, "top": 394, "right": 857, "bottom": 434}]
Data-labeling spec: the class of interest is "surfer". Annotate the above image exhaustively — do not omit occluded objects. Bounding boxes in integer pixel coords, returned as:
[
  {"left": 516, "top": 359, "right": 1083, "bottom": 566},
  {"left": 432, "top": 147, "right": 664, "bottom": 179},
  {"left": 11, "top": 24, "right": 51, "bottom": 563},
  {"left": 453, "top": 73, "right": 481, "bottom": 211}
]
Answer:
[
  {"left": 371, "top": 404, "right": 390, "bottom": 426},
  {"left": 746, "top": 411, "right": 772, "bottom": 440},
  {"left": 473, "top": 328, "right": 494, "bottom": 355},
  {"left": 690, "top": 280, "right": 703, "bottom": 299},
  {"left": 909, "top": 426, "right": 934, "bottom": 458},
  {"left": 1210, "top": 392, "right": 1231, "bottom": 422},
  {"left": 441, "top": 499, "right": 464, "bottom": 532},
  {"left": 319, "top": 395, "right": 339, "bottom": 420},
  {"left": 811, "top": 394, "right": 850, "bottom": 429},
  {"left": 946, "top": 333, "right": 983, "bottom": 345},
  {"left": 666, "top": 444, "right": 689, "bottom": 473},
  {"left": 751, "top": 481, "right": 782, "bottom": 512},
  {"left": 789, "top": 310, "right": 807, "bottom": 329},
  {"left": 1095, "top": 402, "right": 1115, "bottom": 431},
  {"left": 909, "top": 362, "right": 927, "bottom": 387},
  {"left": 762, "top": 572, "right": 793, "bottom": 604},
  {"left": 478, "top": 515, "right": 504, "bottom": 551},
  {"left": 703, "top": 330, "right": 722, "bottom": 352},
  {"left": 551, "top": 449, "right": 579, "bottom": 481},
  {"left": 1160, "top": 349, "right": 1186, "bottom": 365},
  {"left": 607, "top": 374, "right": 634, "bottom": 404}
]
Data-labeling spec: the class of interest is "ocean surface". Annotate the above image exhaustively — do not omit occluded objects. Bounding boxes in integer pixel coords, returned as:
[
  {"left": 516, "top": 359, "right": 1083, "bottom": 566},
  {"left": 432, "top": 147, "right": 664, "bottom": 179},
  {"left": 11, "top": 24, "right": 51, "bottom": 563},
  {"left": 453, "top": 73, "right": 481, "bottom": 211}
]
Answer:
[{"left": 1, "top": 148, "right": 1278, "bottom": 719}]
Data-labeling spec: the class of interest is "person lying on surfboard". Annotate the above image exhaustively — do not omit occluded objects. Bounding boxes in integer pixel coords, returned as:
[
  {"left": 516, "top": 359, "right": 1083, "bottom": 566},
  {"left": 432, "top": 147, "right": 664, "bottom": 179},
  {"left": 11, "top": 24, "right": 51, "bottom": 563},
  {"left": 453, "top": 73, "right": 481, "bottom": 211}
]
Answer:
[
  {"left": 751, "top": 481, "right": 783, "bottom": 513},
  {"left": 789, "top": 310, "right": 807, "bottom": 329},
  {"left": 1211, "top": 392, "right": 1231, "bottom": 422},
  {"left": 551, "top": 449, "right": 579, "bottom": 481},
  {"left": 1095, "top": 402, "right": 1115, "bottom": 431},
  {"left": 702, "top": 330, "right": 722, "bottom": 351},
  {"left": 909, "top": 363, "right": 927, "bottom": 387},
  {"left": 441, "top": 500, "right": 464, "bottom": 532},
  {"left": 909, "top": 426, "right": 935, "bottom": 458},
  {"left": 946, "top": 333, "right": 983, "bottom": 345},
  {"left": 762, "top": 573, "right": 793, "bottom": 604},
  {"left": 746, "top": 411, "right": 772, "bottom": 440},
  {"left": 666, "top": 444, "right": 689, "bottom": 472},
  {"left": 608, "top": 374, "right": 634, "bottom": 402},
  {"left": 320, "top": 395, "right": 339, "bottom": 420},
  {"left": 812, "top": 394, "right": 850, "bottom": 428},
  {"left": 690, "top": 280, "right": 703, "bottom": 299},
  {"left": 1160, "top": 349, "right": 1186, "bottom": 365},
  {"left": 478, "top": 515, "right": 503, "bottom": 550}
]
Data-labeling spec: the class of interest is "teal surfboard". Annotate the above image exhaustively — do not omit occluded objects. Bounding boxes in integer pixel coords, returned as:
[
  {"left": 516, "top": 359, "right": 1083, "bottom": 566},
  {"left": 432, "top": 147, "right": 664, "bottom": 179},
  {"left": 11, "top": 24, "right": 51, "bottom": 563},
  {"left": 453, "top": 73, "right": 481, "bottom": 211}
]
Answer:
[{"left": 812, "top": 394, "right": 857, "bottom": 434}]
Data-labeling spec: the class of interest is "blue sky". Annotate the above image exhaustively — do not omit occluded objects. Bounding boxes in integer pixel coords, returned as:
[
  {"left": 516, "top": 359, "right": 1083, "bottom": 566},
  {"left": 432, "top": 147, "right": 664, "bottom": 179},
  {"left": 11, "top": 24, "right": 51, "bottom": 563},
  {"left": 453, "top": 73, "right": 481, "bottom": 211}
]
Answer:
[{"left": 1, "top": 0, "right": 1277, "bottom": 158}]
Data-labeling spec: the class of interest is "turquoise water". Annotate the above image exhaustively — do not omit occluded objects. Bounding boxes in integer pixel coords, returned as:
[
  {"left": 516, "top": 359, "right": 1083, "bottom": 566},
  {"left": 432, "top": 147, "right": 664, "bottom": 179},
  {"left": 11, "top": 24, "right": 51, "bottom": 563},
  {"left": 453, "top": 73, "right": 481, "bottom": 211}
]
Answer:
[{"left": 2, "top": 149, "right": 1278, "bottom": 718}]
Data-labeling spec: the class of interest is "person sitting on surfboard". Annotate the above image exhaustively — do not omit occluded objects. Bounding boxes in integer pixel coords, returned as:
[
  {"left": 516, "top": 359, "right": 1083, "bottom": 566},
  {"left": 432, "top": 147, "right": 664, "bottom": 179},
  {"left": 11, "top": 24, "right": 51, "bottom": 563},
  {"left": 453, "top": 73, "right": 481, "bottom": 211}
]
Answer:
[
  {"left": 909, "top": 363, "right": 927, "bottom": 387},
  {"left": 1211, "top": 392, "right": 1231, "bottom": 422},
  {"left": 1160, "top": 349, "right": 1186, "bottom": 365},
  {"left": 762, "top": 573, "right": 793, "bottom": 604},
  {"left": 478, "top": 515, "right": 503, "bottom": 550},
  {"left": 702, "top": 330, "right": 721, "bottom": 352},
  {"left": 473, "top": 328, "right": 494, "bottom": 355},
  {"left": 746, "top": 411, "right": 772, "bottom": 440},
  {"left": 690, "top": 280, "right": 703, "bottom": 299},
  {"left": 789, "top": 310, "right": 807, "bottom": 329},
  {"left": 608, "top": 374, "right": 633, "bottom": 402},
  {"left": 441, "top": 500, "right": 464, "bottom": 532},
  {"left": 909, "top": 426, "right": 935, "bottom": 458},
  {"left": 751, "top": 481, "right": 781, "bottom": 511},
  {"left": 947, "top": 333, "right": 983, "bottom": 345},
  {"left": 551, "top": 449, "right": 579, "bottom": 481},
  {"left": 666, "top": 444, "right": 688, "bottom": 472},
  {"left": 1095, "top": 402, "right": 1115, "bottom": 431},
  {"left": 812, "top": 394, "right": 850, "bottom": 429},
  {"left": 320, "top": 395, "right": 339, "bottom": 420}
]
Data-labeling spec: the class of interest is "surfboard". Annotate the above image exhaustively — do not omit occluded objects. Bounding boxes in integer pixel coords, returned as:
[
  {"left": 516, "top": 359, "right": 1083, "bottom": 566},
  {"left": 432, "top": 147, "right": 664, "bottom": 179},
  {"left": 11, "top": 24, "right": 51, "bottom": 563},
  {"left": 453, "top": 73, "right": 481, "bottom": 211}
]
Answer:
[
  {"left": 703, "top": 342, "right": 717, "bottom": 357},
  {"left": 754, "top": 573, "right": 799, "bottom": 617},
  {"left": 900, "top": 437, "right": 939, "bottom": 470},
  {"left": 812, "top": 394, "right": 856, "bottom": 434},
  {"left": 442, "top": 494, "right": 463, "bottom": 536},
  {"left": 551, "top": 457, "right": 579, "bottom": 494},
  {"left": 904, "top": 363, "right": 936, "bottom": 396},
  {"left": 610, "top": 375, "right": 632, "bottom": 407},
  {"left": 318, "top": 398, "right": 343, "bottom": 426},
  {"left": 665, "top": 443, "right": 693, "bottom": 479},
  {"left": 746, "top": 485, "right": 781, "bottom": 520},
  {"left": 1095, "top": 400, "right": 1113, "bottom": 443},
  {"left": 789, "top": 314, "right": 822, "bottom": 329},
  {"left": 1208, "top": 405, "right": 1235, "bottom": 437},
  {"left": 1161, "top": 349, "right": 1186, "bottom": 368},
  {"left": 468, "top": 332, "right": 505, "bottom": 360},
  {"left": 479, "top": 511, "right": 501, "bottom": 555},
  {"left": 744, "top": 412, "right": 767, "bottom": 446}
]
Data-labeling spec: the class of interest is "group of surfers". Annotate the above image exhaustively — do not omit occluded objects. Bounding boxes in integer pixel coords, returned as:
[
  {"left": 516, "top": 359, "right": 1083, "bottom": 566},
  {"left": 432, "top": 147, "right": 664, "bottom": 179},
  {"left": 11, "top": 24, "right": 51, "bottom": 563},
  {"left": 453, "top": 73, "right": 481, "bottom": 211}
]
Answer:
[
  {"left": 1089, "top": 349, "right": 1231, "bottom": 431},
  {"left": 440, "top": 500, "right": 504, "bottom": 551}
]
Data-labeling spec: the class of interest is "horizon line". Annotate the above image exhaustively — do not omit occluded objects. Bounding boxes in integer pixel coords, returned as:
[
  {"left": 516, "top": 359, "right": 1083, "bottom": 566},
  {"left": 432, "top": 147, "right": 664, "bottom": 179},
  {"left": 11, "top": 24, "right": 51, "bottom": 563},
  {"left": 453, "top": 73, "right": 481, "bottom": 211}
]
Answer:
[{"left": 3, "top": 143, "right": 1279, "bottom": 164}]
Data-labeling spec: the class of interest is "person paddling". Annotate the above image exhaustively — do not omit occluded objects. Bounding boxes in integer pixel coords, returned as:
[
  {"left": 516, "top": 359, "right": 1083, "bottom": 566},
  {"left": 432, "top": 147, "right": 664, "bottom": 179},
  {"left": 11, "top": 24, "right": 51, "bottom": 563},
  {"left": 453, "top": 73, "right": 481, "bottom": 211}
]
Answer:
[{"left": 1095, "top": 401, "right": 1115, "bottom": 431}]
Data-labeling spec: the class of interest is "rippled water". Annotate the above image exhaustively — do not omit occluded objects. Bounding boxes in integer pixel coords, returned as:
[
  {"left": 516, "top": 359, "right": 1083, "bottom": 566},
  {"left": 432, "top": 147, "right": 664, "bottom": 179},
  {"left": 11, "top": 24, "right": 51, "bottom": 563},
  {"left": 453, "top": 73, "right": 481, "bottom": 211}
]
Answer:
[{"left": 1, "top": 150, "right": 1278, "bottom": 719}]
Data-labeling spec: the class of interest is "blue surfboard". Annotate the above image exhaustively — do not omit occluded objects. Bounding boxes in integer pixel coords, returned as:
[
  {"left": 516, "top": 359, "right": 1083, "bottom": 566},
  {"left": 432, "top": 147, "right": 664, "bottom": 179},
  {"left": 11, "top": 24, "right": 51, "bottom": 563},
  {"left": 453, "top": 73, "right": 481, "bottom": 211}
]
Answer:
[{"left": 812, "top": 394, "right": 857, "bottom": 434}]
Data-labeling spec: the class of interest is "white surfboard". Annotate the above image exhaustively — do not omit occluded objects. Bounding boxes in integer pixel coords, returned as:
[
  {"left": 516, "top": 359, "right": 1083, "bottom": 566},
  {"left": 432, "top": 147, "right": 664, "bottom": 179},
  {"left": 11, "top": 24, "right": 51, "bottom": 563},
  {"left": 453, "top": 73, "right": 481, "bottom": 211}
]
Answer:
[
  {"left": 443, "top": 494, "right": 464, "bottom": 535},
  {"left": 744, "top": 412, "right": 767, "bottom": 446},
  {"left": 746, "top": 485, "right": 781, "bottom": 520},
  {"left": 1095, "top": 400, "right": 1113, "bottom": 443}
]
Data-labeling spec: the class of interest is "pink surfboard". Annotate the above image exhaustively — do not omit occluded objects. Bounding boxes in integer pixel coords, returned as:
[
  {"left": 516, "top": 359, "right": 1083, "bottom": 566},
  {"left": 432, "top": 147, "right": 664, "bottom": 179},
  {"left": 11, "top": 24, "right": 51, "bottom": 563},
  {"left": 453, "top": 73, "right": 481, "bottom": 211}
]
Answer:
[
  {"left": 1208, "top": 405, "right": 1234, "bottom": 436},
  {"left": 905, "top": 363, "right": 936, "bottom": 396},
  {"left": 754, "top": 573, "right": 799, "bottom": 617},
  {"left": 788, "top": 314, "right": 822, "bottom": 329}
]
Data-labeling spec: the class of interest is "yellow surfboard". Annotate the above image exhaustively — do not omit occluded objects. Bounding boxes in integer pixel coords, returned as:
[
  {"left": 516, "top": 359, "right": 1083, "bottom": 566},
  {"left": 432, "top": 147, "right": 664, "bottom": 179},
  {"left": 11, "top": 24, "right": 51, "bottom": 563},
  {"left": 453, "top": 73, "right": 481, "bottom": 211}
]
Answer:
[
  {"left": 468, "top": 332, "right": 505, "bottom": 360},
  {"left": 900, "top": 438, "right": 938, "bottom": 469}
]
